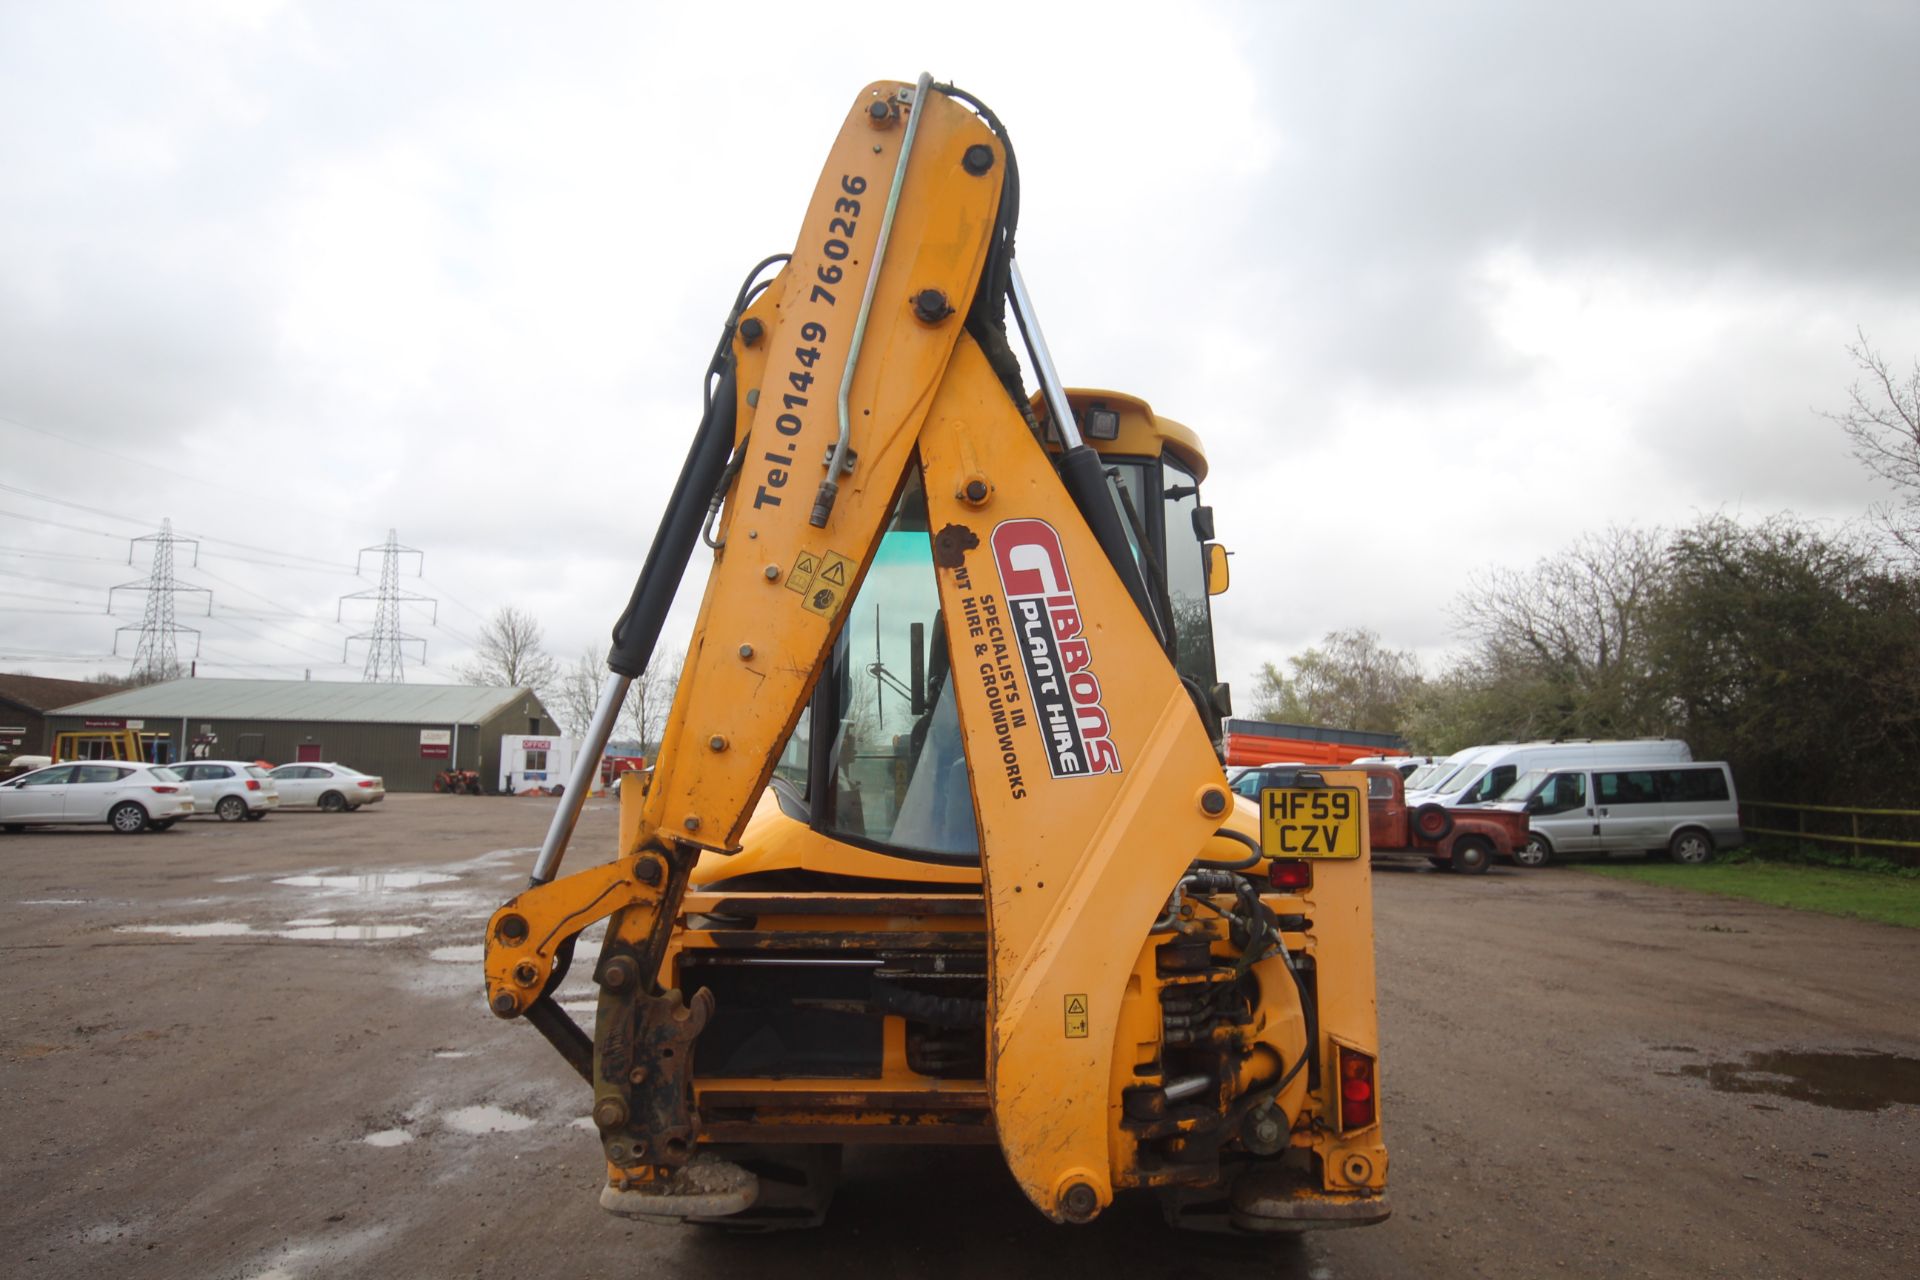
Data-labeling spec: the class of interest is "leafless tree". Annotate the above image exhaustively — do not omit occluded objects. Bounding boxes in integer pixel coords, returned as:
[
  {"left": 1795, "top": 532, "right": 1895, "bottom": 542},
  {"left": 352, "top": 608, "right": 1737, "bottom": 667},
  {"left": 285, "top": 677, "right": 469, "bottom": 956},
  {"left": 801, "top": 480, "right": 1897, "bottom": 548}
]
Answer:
[
  {"left": 1250, "top": 628, "right": 1423, "bottom": 734},
  {"left": 1450, "top": 524, "right": 1670, "bottom": 737},
  {"left": 454, "top": 605, "right": 559, "bottom": 695},
  {"left": 1822, "top": 329, "right": 1920, "bottom": 559},
  {"left": 620, "top": 648, "right": 683, "bottom": 755},
  {"left": 553, "top": 646, "right": 606, "bottom": 739}
]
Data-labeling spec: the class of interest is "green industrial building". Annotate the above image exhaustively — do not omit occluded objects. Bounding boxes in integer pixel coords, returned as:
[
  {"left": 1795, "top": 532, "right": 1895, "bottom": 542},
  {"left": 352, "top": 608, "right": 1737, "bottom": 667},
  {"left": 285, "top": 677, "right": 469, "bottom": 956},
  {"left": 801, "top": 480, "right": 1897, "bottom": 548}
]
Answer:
[{"left": 44, "top": 678, "right": 557, "bottom": 793}]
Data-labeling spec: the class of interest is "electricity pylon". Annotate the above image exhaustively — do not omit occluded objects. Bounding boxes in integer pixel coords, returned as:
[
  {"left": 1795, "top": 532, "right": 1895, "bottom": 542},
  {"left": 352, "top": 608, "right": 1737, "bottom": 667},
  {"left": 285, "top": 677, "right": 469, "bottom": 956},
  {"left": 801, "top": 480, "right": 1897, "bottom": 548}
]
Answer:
[
  {"left": 338, "top": 529, "right": 435, "bottom": 682},
  {"left": 109, "top": 519, "right": 211, "bottom": 682}
]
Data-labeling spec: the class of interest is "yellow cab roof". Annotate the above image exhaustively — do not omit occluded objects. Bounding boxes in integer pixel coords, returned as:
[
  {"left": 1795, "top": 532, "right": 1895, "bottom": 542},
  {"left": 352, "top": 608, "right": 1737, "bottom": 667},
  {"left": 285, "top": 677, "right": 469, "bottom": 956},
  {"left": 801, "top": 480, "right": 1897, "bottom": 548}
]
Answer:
[{"left": 1030, "top": 388, "right": 1209, "bottom": 483}]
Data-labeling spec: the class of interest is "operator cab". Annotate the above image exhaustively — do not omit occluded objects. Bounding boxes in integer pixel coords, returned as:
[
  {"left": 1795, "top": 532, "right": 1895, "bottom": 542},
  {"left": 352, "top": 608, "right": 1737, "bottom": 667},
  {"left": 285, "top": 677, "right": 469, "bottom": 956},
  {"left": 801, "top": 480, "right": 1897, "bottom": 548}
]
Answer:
[{"left": 761, "top": 390, "right": 1230, "bottom": 867}]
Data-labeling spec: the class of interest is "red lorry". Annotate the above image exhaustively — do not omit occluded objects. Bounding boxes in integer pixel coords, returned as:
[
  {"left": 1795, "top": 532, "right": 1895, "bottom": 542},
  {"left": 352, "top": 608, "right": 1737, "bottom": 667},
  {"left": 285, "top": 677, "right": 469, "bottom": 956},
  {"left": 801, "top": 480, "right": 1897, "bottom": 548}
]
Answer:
[{"left": 1230, "top": 762, "right": 1528, "bottom": 874}]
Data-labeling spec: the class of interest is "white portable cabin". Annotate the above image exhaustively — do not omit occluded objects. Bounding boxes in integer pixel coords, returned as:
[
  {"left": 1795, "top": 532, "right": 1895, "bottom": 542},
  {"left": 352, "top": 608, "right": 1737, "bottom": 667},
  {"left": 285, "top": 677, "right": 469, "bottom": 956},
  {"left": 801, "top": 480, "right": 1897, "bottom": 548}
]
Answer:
[{"left": 500, "top": 734, "right": 578, "bottom": 795}]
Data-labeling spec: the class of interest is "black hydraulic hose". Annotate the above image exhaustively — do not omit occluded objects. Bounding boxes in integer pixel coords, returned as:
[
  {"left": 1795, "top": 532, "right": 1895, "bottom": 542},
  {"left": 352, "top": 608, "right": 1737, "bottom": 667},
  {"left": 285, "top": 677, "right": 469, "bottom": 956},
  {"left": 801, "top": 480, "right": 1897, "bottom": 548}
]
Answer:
[
  {"left": 605, "top": 253, "right": 785, "bottom": 678},
  {"left": 607, "top": 364, "right": 738, "bottom": 678},
  {"left": 1194, "top": 825, "right": 1262, "bottom": 871}
]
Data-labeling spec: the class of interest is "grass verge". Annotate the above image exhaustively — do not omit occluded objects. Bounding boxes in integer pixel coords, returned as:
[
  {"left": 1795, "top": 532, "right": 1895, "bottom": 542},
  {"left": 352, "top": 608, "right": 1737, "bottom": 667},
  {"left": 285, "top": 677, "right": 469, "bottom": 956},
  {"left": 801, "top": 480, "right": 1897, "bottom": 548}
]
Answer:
[{"left": 1581, "top": 860, "right": 1920, "bottom": 929}]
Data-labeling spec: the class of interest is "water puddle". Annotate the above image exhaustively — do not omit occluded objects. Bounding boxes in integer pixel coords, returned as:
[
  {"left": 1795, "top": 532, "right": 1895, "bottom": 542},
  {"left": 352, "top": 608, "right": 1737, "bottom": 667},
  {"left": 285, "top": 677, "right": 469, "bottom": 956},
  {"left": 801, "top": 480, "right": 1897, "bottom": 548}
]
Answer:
[
  {"left": 285, "top": 918, "right": 335, "bottom": 927},
  {"left": 429, "top": 944, "right": 483, "bottom": 964},
  {"left": 118, "top": 922, "right": 423, "bottom": 942},
  {"left": 441, "top": 1104, "right": 536, "bottom": 1135},
  {"left": 121, "top": 922, "right": 255, "bottom": 938},
  {"left": 275, "top": 872, "right": 458, "bottom": 891},
  {"left": 279, "top": 924, "right": 424, "bottom": 941},
  {"left": 1673, "top": 1049, "right": 1920, "bottom": 1112},
  {"left": 362, "top": 1128, "right": 415, "bottom": 1148},
  {"left": 432, "top": 1049, "right": 471, "bottom": 1060},
  {"left": 21, "top": 898, "right": 89, "bottom": 906}
]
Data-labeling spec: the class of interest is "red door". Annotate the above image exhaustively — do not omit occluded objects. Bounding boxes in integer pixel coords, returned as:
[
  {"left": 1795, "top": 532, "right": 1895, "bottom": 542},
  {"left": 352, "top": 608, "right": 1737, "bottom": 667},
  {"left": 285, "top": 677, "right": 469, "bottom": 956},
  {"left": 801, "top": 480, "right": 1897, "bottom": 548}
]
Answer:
[{"left": 296, "top": 744, "right": 324, "bottom": 762}]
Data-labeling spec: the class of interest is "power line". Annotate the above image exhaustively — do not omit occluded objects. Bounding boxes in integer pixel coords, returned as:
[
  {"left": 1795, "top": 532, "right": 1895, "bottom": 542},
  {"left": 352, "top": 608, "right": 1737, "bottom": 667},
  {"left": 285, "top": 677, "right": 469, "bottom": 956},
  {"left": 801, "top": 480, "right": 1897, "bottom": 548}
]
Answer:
[{"left": 0, "top": 410, "right": 337, "bottom": 524}]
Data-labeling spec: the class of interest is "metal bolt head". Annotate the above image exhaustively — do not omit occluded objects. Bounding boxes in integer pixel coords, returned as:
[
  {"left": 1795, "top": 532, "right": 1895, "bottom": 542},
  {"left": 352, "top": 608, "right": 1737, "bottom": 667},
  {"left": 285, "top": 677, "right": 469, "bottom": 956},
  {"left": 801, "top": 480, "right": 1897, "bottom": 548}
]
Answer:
[
  {"left": 708, "top": 735, "right": 728, "bottom": 752},
  {"left": 738, "top": 316, "right": 764, "bottom": 346},
  {"left": 737, "top": 643, "right": 754, "bottom": 659},
  {"left": 512, "top": 960, "right": 541, "bottom": 988},
  {"left": 1059, "top": 1180, "right": 1099, "bottom": 1223},
  {"left": 683, "top": 815, "right": 702, "bottom": 831},
  {"left": 964, "top": 479, "right": 989, "bottom": 503},
  {"left": 764, "top": 564, "right": 780, "bottom": 580},
  {"left": 912, "top": 288, "right": 952, "bottom": 324},
  {"left": 867, "top": 100, "right": 894, "bottom": 128},
  {"left": 962, "top": 143, "right": 995, "bottom": 175},
  {"left": 489, "top": 992, "right": 520, "bottom": 1018},
  {"left": 594, "top": 1096, "right": 630, "bottom": 1129},
  {"left": 634, "top": 858, "right": 662, "bottom": 886},
  {"left": 602, "top": 956, "right": 637, "bottom": 991},
  {"left": 629, "top": 1065, "right": 649, "bottom": 1085},
  {"left": 495, "top": 913, "right": 529, "bottom": 945},
  {"left": 1200, "top": 787, "right": 1228, "bottom": 817},
  {"left": 606, "top": 1141, "right": 633, "bottom": 1164}
]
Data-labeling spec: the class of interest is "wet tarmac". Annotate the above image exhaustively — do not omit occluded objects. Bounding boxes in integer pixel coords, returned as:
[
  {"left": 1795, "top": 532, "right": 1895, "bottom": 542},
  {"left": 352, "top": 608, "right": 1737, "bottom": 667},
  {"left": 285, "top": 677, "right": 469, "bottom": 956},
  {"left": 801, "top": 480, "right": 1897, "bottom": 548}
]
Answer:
[{"left": 3, "top": 794, "right": 1917, "bottom": 1279}]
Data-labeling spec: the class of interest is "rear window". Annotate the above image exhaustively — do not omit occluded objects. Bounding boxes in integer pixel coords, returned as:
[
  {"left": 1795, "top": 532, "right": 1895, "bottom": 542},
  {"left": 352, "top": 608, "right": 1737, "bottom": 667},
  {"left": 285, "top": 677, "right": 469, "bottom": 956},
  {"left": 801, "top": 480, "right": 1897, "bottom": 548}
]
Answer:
[
  {"left": 246, "top": 766, "right": 273, "bottom": 780},
  {"left": 150, "top": 767, "right": 183, "bottom": 783},
  {"left": 333, "top": 765, "right": 364, "bottom": 776}
]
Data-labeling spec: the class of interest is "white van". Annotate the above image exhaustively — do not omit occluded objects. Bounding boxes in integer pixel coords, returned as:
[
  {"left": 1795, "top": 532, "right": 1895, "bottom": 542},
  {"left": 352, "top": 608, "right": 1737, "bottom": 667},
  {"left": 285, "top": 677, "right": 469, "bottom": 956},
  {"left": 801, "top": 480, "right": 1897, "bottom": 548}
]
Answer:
[
  {"left": 1494, "top": 761, "right": 1740, "bottom": 866},
  {"left": 1405, "top": 745, "right": 1503, "bottom": 802},
  {"left": 1351, "top": 754, "right": 1435, "bottom": 780},
  {"left": 1419, "top": 739, "right": 1692, "bottom": 809}
]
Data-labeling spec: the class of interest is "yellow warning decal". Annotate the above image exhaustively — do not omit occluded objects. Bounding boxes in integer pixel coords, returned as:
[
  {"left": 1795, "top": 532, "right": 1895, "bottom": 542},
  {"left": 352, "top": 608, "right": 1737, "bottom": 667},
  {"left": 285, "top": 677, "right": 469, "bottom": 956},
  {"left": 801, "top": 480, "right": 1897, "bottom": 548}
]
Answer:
[
  {"left": 800, "top": 550, "right": 855, "bottom": 619},
  {"left": 1064, "top": 993, "right": 1088, "bottom": 1038},
  {"left": 785, "top": 552, "right": 818, "bottom": 594}
]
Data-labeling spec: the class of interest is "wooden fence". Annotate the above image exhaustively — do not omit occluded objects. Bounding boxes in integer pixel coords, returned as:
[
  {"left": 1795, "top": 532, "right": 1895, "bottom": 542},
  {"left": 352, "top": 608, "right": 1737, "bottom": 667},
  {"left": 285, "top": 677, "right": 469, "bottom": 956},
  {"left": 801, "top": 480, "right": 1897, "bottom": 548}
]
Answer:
[{"left": 1742, "top": 800, "right": 1920, "bottom": 866}]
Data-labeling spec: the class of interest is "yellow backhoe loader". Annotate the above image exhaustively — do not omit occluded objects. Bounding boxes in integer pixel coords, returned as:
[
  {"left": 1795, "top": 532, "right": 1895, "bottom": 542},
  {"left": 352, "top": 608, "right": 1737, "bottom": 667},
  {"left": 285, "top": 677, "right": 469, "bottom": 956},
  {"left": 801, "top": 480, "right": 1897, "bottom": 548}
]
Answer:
[{"left": 482, "top": 75, "right": 1389, "bottom": 1234}]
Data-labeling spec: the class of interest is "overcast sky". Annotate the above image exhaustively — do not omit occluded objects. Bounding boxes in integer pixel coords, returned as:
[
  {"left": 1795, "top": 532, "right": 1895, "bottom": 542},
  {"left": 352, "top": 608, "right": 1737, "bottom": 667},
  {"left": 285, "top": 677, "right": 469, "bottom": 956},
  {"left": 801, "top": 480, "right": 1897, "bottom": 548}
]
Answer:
[{"left": 4, "top": 1, "right": 1917, "bottom": 707}]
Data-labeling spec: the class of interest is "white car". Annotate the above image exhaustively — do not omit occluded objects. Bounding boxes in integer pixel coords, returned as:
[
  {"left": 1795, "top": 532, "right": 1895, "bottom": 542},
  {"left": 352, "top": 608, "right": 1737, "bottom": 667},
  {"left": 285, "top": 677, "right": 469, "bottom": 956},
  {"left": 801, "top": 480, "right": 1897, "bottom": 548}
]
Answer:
[
  {"left": 172, "top": 760, "right": 280, "bottom": 822},
  {"left": 0, "top": 762, "right": 197, "bottom": 833},
  {"left": 267, "top": 762, "right": 387, "bottom": 812}
]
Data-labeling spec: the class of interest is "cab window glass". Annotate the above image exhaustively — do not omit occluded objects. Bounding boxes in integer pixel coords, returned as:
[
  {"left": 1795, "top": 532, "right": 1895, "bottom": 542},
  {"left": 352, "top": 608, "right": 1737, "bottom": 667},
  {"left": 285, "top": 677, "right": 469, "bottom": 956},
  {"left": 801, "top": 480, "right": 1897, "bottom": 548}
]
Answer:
[
  {"left": 1160, "top": 457, "right": 1217, "bottom": 690},
  {"left": 823, "top": 473, "right": 978, "bottom": 857},
  {"left": 75, "top": 765, "right": 127, "bottom": 784},
  {"left": 1460, "top": 764, "right": 1517, "bottom": 804},
  {"left": 1535, "top": 772, "right": 1586, "bottom": 814},
  {"left": 20, "top": 766, "right": 75, "bottom": 787}
]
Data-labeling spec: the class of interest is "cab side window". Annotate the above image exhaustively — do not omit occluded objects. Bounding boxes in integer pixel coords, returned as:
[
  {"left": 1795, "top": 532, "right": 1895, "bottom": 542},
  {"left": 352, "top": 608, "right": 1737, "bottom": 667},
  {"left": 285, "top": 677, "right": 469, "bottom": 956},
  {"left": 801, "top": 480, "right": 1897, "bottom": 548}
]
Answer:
[
  {"left": 1462, "top": 764, "right": 1517, "bottom": 804},
  {"left": 1535, "top": 772, "right": 1586, "bottom": 814},
  {"left": 19, "top": 767, "right": 76, "bottom": 787},
  {"left": 74, "top": 765, "right": 128, "bottom": 784}
]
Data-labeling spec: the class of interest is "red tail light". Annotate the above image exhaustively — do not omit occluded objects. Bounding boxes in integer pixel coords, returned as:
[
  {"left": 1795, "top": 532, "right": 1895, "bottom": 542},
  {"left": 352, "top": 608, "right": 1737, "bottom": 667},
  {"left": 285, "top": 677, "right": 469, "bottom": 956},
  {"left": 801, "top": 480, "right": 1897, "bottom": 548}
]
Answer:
[
  {"left": 1338, "top": 1046, "right": 1377, "bottom": 1131},
  {"left": 1268, "top": 859, "right": 1312, "bottom": 892},
  {"left": 246, "top": 779, "right": 260, "bottom": 791},
  {"left": 149, "top": 785, "right": 180, "bottom": 794},
  {"left": 356, "top": 780, "right": 375, "bottom": 788}
]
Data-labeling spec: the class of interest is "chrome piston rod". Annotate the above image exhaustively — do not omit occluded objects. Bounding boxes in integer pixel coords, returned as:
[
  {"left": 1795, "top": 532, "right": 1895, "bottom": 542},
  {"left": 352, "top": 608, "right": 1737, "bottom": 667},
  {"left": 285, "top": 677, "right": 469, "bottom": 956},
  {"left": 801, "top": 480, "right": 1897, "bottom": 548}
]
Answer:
[{"left": 528, "top": 671, "right": 629, "bottom": 886}]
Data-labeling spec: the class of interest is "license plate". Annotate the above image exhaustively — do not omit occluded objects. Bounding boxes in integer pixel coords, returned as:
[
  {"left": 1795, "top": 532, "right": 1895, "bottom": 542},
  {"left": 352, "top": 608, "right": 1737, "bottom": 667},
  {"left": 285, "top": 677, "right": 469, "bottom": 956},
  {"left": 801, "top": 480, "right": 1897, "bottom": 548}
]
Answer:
[{"left": 1258, "top": 786, "right": 1363, "bottom": 859}]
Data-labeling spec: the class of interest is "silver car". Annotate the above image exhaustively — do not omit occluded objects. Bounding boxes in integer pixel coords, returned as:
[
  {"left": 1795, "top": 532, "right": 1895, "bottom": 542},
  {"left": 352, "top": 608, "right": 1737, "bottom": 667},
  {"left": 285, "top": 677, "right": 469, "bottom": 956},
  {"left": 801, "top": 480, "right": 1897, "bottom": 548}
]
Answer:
[
  {"left": 0, "top": 762, "right": 198, "bottom": 833},
  {"left": 173, "top": 760, "right": 280, "bottom": 822},
  {"left": 266, "top": 762, "right": 387, "bottom": 812}
]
